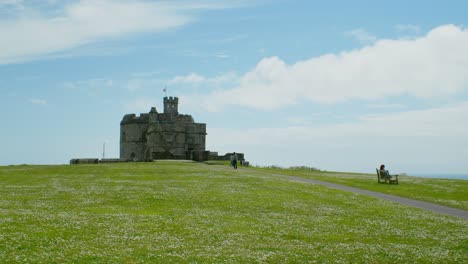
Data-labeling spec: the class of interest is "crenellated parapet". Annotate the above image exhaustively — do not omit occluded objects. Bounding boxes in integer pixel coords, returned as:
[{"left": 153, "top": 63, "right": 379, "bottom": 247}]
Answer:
[
  {"left": 120, "top": 113, "right": 149, "bottom": 125},
  {"left": 163, "top": 96, "right": 179, "bottom": 104}
]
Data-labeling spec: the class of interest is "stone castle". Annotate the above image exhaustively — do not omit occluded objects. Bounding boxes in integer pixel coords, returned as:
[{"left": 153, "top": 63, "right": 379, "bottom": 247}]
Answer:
[
  {"left": 70, "top": 96, "right": 245, "bottom": 164},
  {"left": 120, "top": 97, "right": 208, "bottom": 161}
]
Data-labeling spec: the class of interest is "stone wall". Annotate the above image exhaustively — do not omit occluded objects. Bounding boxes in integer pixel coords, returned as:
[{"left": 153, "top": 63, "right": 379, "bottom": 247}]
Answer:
[
  {"left": 208, "top": 152, "right": 245, "bottom": 162},
  {"left": 99, "top": 159, "right": 127, "bottom": 163},
  {"left": 70, "top": 158, "right": 99, "bottom": 164},
  {"left": 120, "top": 122, "right": 148, "bottom": 161},
  {"left": 70, "top": 158, "right": 126, "bottom": 164}
]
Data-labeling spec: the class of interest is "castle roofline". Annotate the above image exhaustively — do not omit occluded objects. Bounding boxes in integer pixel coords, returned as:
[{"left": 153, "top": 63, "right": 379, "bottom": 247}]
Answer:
[{"left": 120, "top": 113, "right": 149, "bottom": 125}]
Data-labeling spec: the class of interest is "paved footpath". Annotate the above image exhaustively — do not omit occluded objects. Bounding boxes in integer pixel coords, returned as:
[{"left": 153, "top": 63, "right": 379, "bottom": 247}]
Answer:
[{"left": 238, "top": 168, "right": 468, "bottom": 220}]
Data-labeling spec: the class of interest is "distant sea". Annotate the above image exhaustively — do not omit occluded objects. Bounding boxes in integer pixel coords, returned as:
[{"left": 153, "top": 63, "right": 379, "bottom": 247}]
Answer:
[{"left": 409, "top": 173, "right": 468, "bottom": 180}]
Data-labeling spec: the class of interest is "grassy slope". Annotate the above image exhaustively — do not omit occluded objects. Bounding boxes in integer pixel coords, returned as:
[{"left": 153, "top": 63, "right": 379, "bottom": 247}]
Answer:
[
  {"left": 252, "top": 167, "right": 468, "bottom": 211},
  {"left": 0, "top": 162, "right": 466, "bottom": 263}
]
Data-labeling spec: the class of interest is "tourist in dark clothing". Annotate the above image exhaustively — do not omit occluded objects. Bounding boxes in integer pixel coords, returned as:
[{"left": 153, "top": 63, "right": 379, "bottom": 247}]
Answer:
[
  {"left": 379, "top": 164, "right": 388, "bottom": 179},
  {"left": 379, "top": 164, "right": 398, "bottom": 180},
  {"left": 233, "top": 152, "right": 238, "bottom": 169}
]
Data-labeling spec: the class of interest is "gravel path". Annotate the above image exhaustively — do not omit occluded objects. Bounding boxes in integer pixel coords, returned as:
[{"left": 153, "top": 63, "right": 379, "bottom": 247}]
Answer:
[
  {"left": 232, "top": 166, "right": 468, "bottom": 220},
  {"left": 284, "top": 174, "right": 468, "bottom": 220}
]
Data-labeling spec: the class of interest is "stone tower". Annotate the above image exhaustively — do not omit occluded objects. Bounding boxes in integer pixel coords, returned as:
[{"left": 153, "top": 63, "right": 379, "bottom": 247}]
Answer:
[{"left": 164, "top": 97, "right": 178, "bottom": 115}]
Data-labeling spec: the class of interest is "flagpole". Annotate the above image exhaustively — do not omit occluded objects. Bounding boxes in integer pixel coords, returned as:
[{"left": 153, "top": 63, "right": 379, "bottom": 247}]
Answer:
[{"left": 164, "top": 85, "right": 168, "bottom": 97}]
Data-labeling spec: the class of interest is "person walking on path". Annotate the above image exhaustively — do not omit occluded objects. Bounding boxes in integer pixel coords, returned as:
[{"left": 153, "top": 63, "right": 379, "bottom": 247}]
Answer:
[
  {"left": 233, "top": 152, "right": 238, "bottom": 169},
  {"left": 229, "top": 154, "right": 234, "bottom": 167}
]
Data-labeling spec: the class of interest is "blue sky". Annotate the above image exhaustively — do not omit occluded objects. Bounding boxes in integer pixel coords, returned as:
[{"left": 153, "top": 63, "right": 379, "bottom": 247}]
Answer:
[{"left": 1, "top": 0, "right": 468, "bottom": 174}]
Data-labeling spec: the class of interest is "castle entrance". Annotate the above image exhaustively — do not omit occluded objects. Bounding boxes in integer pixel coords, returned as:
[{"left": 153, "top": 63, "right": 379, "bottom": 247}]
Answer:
[{"left": 186, "top": 148, "right": 194, "bottom": 160}]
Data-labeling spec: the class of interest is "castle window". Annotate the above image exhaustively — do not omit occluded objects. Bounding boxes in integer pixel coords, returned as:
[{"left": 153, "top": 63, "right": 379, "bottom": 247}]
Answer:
[{"left": 164, "top": 134, "right": 174, "bottom": 142}]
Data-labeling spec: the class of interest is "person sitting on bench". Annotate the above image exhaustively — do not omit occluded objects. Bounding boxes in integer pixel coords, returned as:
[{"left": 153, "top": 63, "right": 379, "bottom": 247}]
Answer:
[
  {"left": 379, "top": 164, "right": 399, "bottom": 183},
  {"left": 379, "top": 164, "right": 387, "bottom": 178}
]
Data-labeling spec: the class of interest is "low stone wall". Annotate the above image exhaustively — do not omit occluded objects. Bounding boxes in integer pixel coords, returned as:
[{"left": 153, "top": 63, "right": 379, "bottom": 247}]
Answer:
[
  {"left": 208, "top": 152, "right": 245, "bottom": 161},
  {"left": 70, "top": 158, "right": 130, "bottom": 164},
  {"left": 70, "top": 151, "right": 246, "bottom": 164},
  {"left": 192, "top": 151, "right": 210, "bottom": 162},
  {"left": 100, "top": 159, "right": 128, "bottom": 163},
  {"left": 70, "top": 158, "right": 99, "bottom": 165}
]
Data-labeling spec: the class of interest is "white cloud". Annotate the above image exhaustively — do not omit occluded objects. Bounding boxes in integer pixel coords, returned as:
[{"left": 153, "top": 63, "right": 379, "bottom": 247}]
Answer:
[
  {"left": 214, "top": 52, "right": 229, "bottom": 59},
  {"left": 170, "top": 71, "right": 237, "bottom": 85},
  {"left": 395, "top": 24, "right": 421, "bottom": 35},
  {"left": 207, "top": 102, "right": 468, "bottom": 173},
  {"left": 286, "top": 117, "right": 309, "bottom": 126},
  {"left": 199, "top": 25, "right": 468, "bottom": 111},
  {"left": 171, "top": 73, "right": 206, "bottom": 84},
  {"left": 131, "top": 70, "right": 161, "bottom": 78},
  {"left": 29, "top": 98, "right": 47, "bottom": 106},
  {"left": 63, "top": 78, "right": 114, "bottom": 91},
  {"left": 0, "top": 0, "right": 238, "bottom": 64},
  {"left": 366, "top": 103, "right": 406, "bottom": 109},
  {"left": 346, "top": 28, "right": 377, "bottom": 44}
]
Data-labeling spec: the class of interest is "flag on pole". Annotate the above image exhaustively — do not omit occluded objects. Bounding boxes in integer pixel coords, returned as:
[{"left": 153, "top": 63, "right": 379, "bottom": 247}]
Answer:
[{"left": 163, "top": 85, "right": 167, "bottom": 97}]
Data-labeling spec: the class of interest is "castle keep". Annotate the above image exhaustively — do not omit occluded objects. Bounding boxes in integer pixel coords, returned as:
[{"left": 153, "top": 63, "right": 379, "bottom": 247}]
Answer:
[{"left": 120, "top": 97, "right": 207, "bottom": 161}]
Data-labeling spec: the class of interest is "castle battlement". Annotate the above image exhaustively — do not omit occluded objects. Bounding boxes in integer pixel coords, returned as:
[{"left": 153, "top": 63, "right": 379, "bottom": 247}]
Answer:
[
  {"left": 163, "top": 96, "right": 179, "bottom": 103},
  {"left": 120, "top": 113, "right": 149, "bottom": 125}
]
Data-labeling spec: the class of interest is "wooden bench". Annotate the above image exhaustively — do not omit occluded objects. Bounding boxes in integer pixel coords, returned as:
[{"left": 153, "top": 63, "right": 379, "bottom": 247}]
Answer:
[{"left": 376, "top": 169, "right": 399, "bottom": 184}]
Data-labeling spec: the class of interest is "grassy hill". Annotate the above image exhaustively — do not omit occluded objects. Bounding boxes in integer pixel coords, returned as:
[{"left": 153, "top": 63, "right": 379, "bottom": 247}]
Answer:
[{"left": 0, "top": 162, "right": 467, "bottom": 263}]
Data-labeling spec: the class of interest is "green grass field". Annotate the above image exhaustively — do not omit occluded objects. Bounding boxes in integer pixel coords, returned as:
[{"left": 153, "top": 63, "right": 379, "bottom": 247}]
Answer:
[{"left": 1, "top": 162, "right": 467, "bottom": 263}]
